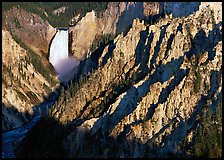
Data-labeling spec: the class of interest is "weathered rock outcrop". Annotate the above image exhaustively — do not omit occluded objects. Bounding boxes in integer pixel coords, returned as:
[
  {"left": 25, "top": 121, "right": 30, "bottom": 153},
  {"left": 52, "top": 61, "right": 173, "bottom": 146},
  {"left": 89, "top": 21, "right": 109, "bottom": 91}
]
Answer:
[
  {"left": 3, "top": 7, "right": 56, "bottom": 55},
  {"left": 69, "top": 2, "right": 161, "bottom": 60},
  {"left": 50, "top": 5, "right": 222, "bottom": 157},
  {"left": 12, "top": 2, "right": 222, "bottom": 158},
  {"left": 70, "top": 2, "right": 222, "bottom": 61},
  {"left": 2, "top": 8, "right": 60, "bottom": 132},
  {"left": 69, "top": 10, "right": 98, "bottom": 60}
]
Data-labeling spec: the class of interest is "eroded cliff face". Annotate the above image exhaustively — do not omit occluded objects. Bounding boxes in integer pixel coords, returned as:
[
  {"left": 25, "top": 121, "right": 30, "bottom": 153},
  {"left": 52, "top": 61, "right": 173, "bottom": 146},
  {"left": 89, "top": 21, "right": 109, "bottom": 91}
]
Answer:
[
  {"left": 2, "top": 8, "right": 60, "bottom": 132},
  {"left": 70, "top": 2, "right": 222, "bottom": 62},
  {"left": 69, "top": 2, "right": 161, "bottom": 60},
  {"left": 69, "top": 10, "right": 98, "bottom": 60},
  {"left": 3, "top": 7, "right": 56, "bottom": 55},
  {"left": 50, "top": 5, "right": 222, "bottom": 157}
]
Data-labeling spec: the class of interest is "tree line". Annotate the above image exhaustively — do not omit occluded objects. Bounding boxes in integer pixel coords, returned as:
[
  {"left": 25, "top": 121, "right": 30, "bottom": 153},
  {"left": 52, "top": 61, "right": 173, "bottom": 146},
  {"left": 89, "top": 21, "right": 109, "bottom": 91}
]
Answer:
[
  {"left": 178, "top": 102, "right": 222, "bottom": 158},
  {"left": 3, "top": 2, "right": 108, "bottom": 27}
]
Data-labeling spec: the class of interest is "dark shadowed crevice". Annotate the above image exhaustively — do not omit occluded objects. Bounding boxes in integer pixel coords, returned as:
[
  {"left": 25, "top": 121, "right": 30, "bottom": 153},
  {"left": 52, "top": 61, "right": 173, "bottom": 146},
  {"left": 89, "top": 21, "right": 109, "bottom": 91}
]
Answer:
[
  {"left": 116, "top": 2, "right": 144, "bottom": 36},
  {"left": 149, "top": 23, "right": 169, "bottom": 73},
  {"left": 164, "top": 33, "right": 174, "bottom": 59},
  {"left": 101, "top": 40, "right": 116, "bottom": 66}
]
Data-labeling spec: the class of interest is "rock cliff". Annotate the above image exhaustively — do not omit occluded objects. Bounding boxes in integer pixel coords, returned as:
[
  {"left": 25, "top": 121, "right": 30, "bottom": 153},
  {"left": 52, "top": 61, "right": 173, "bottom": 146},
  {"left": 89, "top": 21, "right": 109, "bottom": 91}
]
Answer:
[
  {"left": 3, "top": 7, "right": 56, "bottom": 55},
  {"left": 50, "top": 4, "right": 222, "bottom": 157},
  {"left": 69, "top": 2, "right": 161, "bottom": 60},
  {"left": 2, "top": 8, "right": 60, "bottom": 132},
  {"left": 3, "top": 2, "right": 221, "bottom": 158},
  {"left": 69, "top": 2, "right": 222, "bottom": 61}
]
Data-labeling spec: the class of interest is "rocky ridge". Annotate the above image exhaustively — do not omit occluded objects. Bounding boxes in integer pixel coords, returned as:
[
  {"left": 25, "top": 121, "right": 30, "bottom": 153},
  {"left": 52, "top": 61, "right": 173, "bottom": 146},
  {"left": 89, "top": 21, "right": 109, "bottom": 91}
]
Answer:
[
  {"left": 50, "top": 5, "right": 222, "bottom": 157},
  {"left": 69, "top": 2, "right": 161, "bottom": 60},
  {"left": 69, "top": 2, "right": 222, "bottom": 61},
  {"left": 2, "top": 2, "right": 221, "bottom": 158}
]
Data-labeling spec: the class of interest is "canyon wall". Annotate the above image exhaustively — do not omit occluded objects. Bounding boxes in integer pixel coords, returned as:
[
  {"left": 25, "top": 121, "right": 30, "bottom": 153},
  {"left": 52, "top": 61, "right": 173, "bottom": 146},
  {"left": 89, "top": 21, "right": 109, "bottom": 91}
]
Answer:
[
  {"left": 69, "top": 2, "right": 222, "bottom": 62},
  {"left": 2, "top": 8, "right": 60, "bottom": 132},
  {"left": 50, "top": 4, "right": 222, "bottom": 157},
  {"left": 69, "top": 2, "right": 161, "bottom": 60},
  {"left": 2, "top": 2, "right": 222, "bottom": 157},
  {"left": 3, "top": 7, "right": 56, "bottom": 55}
]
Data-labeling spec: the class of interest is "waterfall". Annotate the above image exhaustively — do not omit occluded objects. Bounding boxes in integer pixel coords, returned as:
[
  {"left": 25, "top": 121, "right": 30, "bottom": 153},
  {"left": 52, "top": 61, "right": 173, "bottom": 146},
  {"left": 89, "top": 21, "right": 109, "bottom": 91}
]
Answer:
[
  {"left": 49, "top": 29, "right": 79, "bottom": 84},
  {"left": 49, "top": 30, "right": 69, "bottom": 66}
]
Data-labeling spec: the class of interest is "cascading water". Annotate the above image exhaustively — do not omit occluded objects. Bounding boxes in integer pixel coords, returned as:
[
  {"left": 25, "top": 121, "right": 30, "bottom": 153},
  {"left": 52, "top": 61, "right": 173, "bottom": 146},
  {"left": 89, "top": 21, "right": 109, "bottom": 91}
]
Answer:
[
  {"left": 49, "top": 29, "right": 79, "bottom": 83},
  {"left": 49, "top": 30, "right": 69, "bottom": 66}
]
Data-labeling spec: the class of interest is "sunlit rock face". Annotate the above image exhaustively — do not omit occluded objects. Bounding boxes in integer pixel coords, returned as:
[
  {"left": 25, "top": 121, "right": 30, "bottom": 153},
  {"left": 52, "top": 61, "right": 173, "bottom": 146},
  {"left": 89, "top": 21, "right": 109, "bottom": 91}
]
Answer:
[{"left": 49, "top": 29, "right": 79, "bottom": 83}]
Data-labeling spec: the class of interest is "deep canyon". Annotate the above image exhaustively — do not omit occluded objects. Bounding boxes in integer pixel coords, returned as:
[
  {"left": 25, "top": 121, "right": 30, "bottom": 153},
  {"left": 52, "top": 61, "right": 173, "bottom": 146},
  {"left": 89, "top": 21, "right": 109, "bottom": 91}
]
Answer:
[{"left": 2, "top": 2, "right": 222, "bottom": 158}]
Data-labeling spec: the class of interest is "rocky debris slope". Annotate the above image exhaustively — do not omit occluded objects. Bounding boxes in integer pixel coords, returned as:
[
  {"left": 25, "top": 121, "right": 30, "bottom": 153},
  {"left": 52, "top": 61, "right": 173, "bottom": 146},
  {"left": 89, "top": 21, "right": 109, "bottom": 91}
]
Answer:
[{"left": 49, "top": 5, "right": 222, "bottom": 157}]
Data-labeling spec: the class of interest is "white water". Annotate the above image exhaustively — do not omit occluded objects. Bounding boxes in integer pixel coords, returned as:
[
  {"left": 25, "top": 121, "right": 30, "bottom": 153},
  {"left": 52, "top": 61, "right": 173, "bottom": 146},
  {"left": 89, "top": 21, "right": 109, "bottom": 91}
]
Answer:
[{"left": 49, "top": 29, "right": 79, "bottom": 83}]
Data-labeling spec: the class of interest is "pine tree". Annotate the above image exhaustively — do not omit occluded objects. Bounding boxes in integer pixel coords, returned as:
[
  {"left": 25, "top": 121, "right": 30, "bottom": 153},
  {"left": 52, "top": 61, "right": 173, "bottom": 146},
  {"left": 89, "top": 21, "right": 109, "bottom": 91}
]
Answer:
[
  {"left": 60, "top": 86, "right": 65, "bottom": 103},
  {"left": 216, "top": 102, "right": 222, "bottom": 124}
]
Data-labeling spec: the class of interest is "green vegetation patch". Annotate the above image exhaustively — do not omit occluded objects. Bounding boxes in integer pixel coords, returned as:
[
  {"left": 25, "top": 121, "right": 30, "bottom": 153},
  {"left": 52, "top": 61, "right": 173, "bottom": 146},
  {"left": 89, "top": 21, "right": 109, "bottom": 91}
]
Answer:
[
  {"left": 3, "top": 2, "right": 108, "bottom": 28},
  {"left": 179, "top": 102, "right": 222, "bottom": 158},
  {"left": 90, "top": 33, "right": 115, "bottom": 53},
  {"left": 13, "top": 17, "right": 21, "bottom": 28}
]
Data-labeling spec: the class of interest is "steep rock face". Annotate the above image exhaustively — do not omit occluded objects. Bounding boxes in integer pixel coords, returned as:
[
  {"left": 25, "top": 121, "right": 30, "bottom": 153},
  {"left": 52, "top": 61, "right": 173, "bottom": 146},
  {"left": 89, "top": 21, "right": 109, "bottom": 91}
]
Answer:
[
  {"left": 199, "top": 2, "right": 222, "bottom": 23},
  {"left": 69, "top": 2, "right": 161, "bottom": 60},
  {"left": 3, "top": 7, "right": 56, "bottom": 55},
  {"left": 2, "top": 8, "right": 60, "bottom": 132},
  {"left": 69, "top": 10, "right": 98, "bottom": 60},
  {"left": 50, "top": 5, "right": 222, "bottom": 157},
  {"left": 70, "top": 2, "right": 222, "bottom": 61},
  {"left": 143, "top": 2, "right": 163, "bottom": 17},
  {"left": 2, "top": 29, "right": 55, "bottom": 112},
  {"left": 13, "top": 3, "right": 222, "bottom": 158}
]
